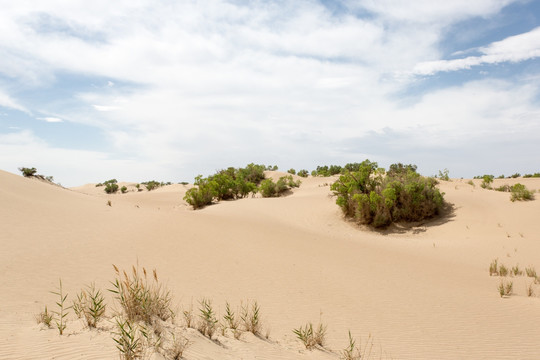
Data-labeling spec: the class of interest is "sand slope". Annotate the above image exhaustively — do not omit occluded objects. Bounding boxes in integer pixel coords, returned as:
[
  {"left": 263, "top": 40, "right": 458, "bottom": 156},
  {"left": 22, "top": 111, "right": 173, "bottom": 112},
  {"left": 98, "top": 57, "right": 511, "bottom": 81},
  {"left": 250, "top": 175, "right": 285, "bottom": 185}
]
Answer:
[{"left": 1, "top": 170, "right": 540, "bottom": 359}]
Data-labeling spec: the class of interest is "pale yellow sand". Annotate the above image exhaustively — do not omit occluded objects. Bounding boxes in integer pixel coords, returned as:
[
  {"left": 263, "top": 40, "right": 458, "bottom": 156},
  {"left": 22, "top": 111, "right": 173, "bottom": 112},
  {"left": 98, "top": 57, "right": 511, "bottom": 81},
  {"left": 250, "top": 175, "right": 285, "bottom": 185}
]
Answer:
[{"left": 1, "top": 170, "right": 540, "bottom": 359}]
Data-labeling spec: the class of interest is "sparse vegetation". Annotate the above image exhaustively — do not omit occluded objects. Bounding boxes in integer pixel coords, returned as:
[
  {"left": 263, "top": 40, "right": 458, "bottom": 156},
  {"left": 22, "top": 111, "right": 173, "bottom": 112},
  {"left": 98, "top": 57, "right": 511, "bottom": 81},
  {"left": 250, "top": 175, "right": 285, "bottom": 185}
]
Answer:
[
  {"left": 498, "top": 279, "right": 513, "bottom": 297},
  {"left": 293, "top": 322, "right": 327, "bottom": 350},
  {"left": 297, "top": 169, "right": 309, "bottom": 177},
  {"left": 103, "top": 179, "right": 119, "bottom": 194},
  {"left": 35, "top": 306, "right": 54, "bottom": 328},
  {"left": 51, "top": 279, "right": 70, "bottom": 335},
  {"left": 437, "top": 168, "right": 450, "bottom": 181},
  {"left": 525, "top": 266, "right": 537, "bottom": 278},
  {"left": 109, "top": 264, "right": 173, "bottom": 324},
  {"left": 480, "top": 175, "right": 494, "bottom": 189},
  {"left": 498, "top": 264, "right": 509, "bottom": 277},
  {"left": 121, "top": 186, "right": 128, "bottom": 194},
  {"left": 287, "top": 168, "right": 296, "bottom": 175},
  {"left": 510, "top": 183, "right": 534, "bottom": 202},
  {"left": 197, "top": 298, "right": 218, "bottom": 338},
  {"left": 113, "top": 317, "right": 147, "bottom": 360},
  {"left": 240, "top": 300, "right": 262, "bottom": 336},
  {"left": 331, "top": 160, "right": 444, "bottom": 228},
  {"left": 523, "top": 173, "right": 540, "bottom": 178},
  {"left": 467, "top": 180, "right": 475, "bottom": 187},
  {"left": 19, "top": 167, "right": 37, "bottom": 177},
  {"left": 489, "top": 259, "right": 499, "bottom": 276},
  {"left": 526, "top": 283, "right": 535, "bottom": 297},
  {"left": 72, "top": 283, "right": 106, "bottom": 328}
]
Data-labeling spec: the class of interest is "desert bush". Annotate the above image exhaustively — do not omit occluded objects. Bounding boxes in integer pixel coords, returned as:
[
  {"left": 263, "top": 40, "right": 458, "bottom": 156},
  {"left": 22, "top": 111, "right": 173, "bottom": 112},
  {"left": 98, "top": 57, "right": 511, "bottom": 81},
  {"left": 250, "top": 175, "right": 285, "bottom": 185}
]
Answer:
[
  {"left": 510, "top": 183, "right": 534, "bottom": 202},
  {"left": 437, "top": 168, "right": 450, "bottom": 181},
  {"left": 260, "top": 176, "right": 300, "bottom": 198},
  {"left": 142, "top": 181, "right": 161, "bottom": 191},
  {"left": 109, "top": 265, "right": 173, "bottom": 324},
  {"left": 480, "top": 175, "right": 494, "bottom": 189},
  {"left": 510, "top": 173, "right": 520, "bottom": 178},
  {"left": 184, "top": 176, "right": 216, "bottom": 209},
  {"left": 266, "top": 165, "right": 278, "bottom": 171},
  {"left": 498, "top": 264, "right": 509, "bottom": 277},
  {"left": 297, "top": 169, "right": 309, "bottom": 177},
  {"left": 121, "top": 186, "right": 128, "bottom": 194},
  {"left": 331, "top": 160, "right": 444, "bottom": 228},
  {"left": 102, "top": 179, "right": 119, "bottom": 194},
  {"left": 287, "top": 168, "right": 296, "bottom": 175},
  {"left": 494, "top": 184, "right": 511, "bottom": 192},
  {"left": 523, "top": 173, "right": 540, "bottom": 178},
  {"left": 511, "top": 265, "right": 523, "bottom": 276},
  {"left": 19, "top": 167, "right": 37, "bottom": 177},
  {"left": 73, "top": 283, "right": 106, "bottom": 328}
]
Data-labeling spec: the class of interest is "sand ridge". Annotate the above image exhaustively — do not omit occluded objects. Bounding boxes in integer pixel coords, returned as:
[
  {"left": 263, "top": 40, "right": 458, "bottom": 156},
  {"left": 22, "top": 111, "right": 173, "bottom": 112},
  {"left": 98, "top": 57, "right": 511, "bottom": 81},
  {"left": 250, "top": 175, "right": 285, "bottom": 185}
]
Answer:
[{"left": 1, "top": 170, "right": 540, "bottom": 359}]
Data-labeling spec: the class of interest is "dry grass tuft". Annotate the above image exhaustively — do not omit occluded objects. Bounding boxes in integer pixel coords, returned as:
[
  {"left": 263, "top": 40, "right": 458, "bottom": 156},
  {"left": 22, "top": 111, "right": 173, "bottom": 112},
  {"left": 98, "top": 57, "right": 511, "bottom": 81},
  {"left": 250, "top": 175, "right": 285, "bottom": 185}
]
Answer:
[
  {"left": 35, "top": 306, "right": 54, "bottom": 328},
  {"left": 109, "top": 264, "right": 174, "bottom": 324},
  {"left": 293, "top": 322, "right": 327, "bottom": 350},
  {"left": 498, "top": 280, "right": 513, "bottom": 297}
]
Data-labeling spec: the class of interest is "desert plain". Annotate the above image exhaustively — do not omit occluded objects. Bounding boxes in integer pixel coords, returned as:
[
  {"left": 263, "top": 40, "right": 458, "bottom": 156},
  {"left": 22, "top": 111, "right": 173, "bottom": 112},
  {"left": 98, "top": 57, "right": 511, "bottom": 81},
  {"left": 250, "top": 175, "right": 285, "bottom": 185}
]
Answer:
[{"left": 1, "top": 168, "right": 540, "bottom": 359}]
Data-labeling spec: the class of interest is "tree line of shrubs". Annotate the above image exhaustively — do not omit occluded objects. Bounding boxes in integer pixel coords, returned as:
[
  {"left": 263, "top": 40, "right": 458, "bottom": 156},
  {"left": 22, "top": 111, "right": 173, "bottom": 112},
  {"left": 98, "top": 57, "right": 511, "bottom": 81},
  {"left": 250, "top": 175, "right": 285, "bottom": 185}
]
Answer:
[
  {"left": 96, "top": 179, "right": 172, "bottom": 194},
  {"left": 475, "top": 175, "right": 535, "bottom": 201},
  {"left": 183, "top": 163, "right": 301, "bottom": 209},
  {"left": 331, "top": 160, "right": 445, "bottom": 228},
  {"left": 18, "top": 167, "right": 55, "bottom": 183}
]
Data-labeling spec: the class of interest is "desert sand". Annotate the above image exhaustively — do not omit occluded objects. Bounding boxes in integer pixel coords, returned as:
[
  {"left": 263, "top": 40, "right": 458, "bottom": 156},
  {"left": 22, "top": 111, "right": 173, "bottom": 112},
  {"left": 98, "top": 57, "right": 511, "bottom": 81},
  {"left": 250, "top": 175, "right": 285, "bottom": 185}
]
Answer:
[{"left": 1, "top": 169, "right": 540, "bottom": 359}]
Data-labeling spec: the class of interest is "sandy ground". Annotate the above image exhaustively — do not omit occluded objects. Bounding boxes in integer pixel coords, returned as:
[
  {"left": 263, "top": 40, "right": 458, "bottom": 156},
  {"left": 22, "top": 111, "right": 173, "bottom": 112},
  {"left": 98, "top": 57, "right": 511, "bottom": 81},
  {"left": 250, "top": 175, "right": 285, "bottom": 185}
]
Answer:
[{"left": 1, "top": 170, "right": 539, "bottom": 359}]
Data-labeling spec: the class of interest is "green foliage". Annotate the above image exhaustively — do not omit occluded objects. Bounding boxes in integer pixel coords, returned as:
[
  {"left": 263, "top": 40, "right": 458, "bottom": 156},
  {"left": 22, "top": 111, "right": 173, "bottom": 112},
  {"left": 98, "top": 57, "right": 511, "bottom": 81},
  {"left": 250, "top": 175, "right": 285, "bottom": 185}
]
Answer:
[
  {"left": 35, "top": 306, "right": 54, "bottom": 328},
  {"left": 293, "top": 322, "right": 327, "bottom": 350},
  {"left": 184, "top": 164, "right": 265, "bottom": 209},
  {"left": 113, "top": 318, "right": 147, "bottom": 360},
  {"left": 197, "top": 298, "right": 218, "bottom": 338},
  {"left": 103, "top": 179, "right": 119, "bottom": 194},
  {"left": 523, "top": 173, "right": 540, "bottom": 178},
  {"left": 510, "top": 173, "right": 521, "bottom": 178},
  {"left": 313, "top": 165, "right": 342, "bottom": 177},
  {"left": 240, "top": 300, "right": 261, "bottom": 335},
  {"left": 266, "top": 165, "right": 278, "bottom": 171},
  {"left": 480, "top": 175, "right": 494, "bottom": 189},
  {"left": 51, "top": 279, "right": 70, "bottom": 335},
  {"left": 19, "top": 167, "right": 37, "bottom": 177},
  {"left": 297, "top": 169, "right": 309, "bottom": 177},
  {"left": 121, "top": 186, "right": 128, "bottom": 194},
  {"left": 142, "top": 181, "right": 161, "bottom": 191},
  {"left": 510, "top": 183, "right": 534, "bottom": 202},
  {"left": 494, "top": 184, "right": 511, "bottom": 192},
  {"left": 287, "top": 168, "right": 296, "bottom": 175},
  {"left": 73, "top": 283, "right": 106, "bottom": 328},
  {"left": 387, "top": 163, "right": 417, "bottom": 178},
  {"left": 331, "top": 160, "right": 444, "bottom": 228},
  {"left": 260, "top": 175, "right": 301, "bottom": 198},
  {"left": 437, "top": 168, "right": 450, "bottom": 181}
]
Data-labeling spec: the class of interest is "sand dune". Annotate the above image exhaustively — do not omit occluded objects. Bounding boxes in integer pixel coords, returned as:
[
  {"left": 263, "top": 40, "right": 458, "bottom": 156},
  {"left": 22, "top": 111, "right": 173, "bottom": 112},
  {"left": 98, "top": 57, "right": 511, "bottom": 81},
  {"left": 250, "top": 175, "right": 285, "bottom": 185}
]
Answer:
[{"left": 1, "top": 169, "right": 540, "bottom": 359}]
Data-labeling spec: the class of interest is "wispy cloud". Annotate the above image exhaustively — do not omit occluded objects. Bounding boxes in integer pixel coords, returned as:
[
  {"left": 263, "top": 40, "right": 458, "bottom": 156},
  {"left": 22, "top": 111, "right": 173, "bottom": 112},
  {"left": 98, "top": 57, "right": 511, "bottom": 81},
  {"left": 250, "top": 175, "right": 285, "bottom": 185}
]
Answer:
[
  {"left": 0, "top": 90, "right": 28, "bottom": 113},
  {"left": 414, "top": 26, "right": 540, "bottom": 75},
  {"left": 37, "top": 116, "right": 63, "bottom": 123}
]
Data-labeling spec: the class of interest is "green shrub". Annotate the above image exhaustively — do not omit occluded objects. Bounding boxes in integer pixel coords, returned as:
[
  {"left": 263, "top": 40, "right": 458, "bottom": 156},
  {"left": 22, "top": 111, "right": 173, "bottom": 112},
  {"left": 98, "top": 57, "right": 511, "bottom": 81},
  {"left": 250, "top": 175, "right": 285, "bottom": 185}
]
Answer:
[
  {"left": 287, "top": 168, "right": 296, "bottom": 175},
  {"left": 510, "top": 173, "right": 521, "bottom": 178},
  {"left": 19, "top": 167, "right": 37, "bottom": 177},
  {"left": 437, "top": 168, "right": 450, "bottom": 181},
  {"left": 331, "top": 160, "right": 445, "bottom": 228},
  {"left": 260, "top": 175, "right": 301, "bottom": 198},
  {"left": 259, "top": 179, "right": 278, "bottom": 198},
  {"left": 142, "top": 181, "right": 161, "bottom": 191},
  {"left": 510, "top": 183, "right": 534, "bottom": 202},
  {"left": 523, "top": 173, "right": 540, "bottom": 178},
  {"left": 480, "top": 175, "right": 494, "bottom": 189},
  {"left": 494, "top": 184, "right": 511, "bottom": 192},
  {"left": 297, "top": 169, "right": 309, "bottom": 177},
  {"left": 121, "top": 186, "right": 128, "bottom": 194},
  {"left": 104, "top": 179, "right": 119, "bottom": 194},
  {"left": 184, "top": 176, "right": 216, "bottom": 209}
]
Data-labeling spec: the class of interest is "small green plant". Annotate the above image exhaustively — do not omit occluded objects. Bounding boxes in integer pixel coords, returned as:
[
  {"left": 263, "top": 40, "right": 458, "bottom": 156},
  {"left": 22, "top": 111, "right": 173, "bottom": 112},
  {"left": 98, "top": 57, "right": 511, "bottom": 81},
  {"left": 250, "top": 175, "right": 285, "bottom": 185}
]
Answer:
[
  {"left": 526, "top": 283, "right": 535, "bottom": 297},
  {"left": 19, "top": 167, "right": 37, "bottom": 177},
  {"left": 287, "top": 168, "right": 296, "bottom": 175},
  {"left": 121, "top": 186, "right": 128, "bottom": 194},
  {"left": 35, "top": 306, "right": 54, "bottom": 328},
  {"left": 341, "top": 331, "right": 361, "bottom": 360},
  {"left": 293, "top": 322, "right": 327, "bottom": 350},
  {"left": 113, "top": 318, "right": 147, "bottom": 360},
  {"left": 525, "top": 266, "right": 537, "bottom": 278},
  {"left": 510, "top": 183, "right": 534, "bottom": 202},
  {"left": 240, "top": 300, "right": 261, "bottom": 336},
  {"left": 182, "top": 302, "right": 194, "bottom": 328},
  {"left": 197, "top": 298, "right": 217, "bottom": 338},
  {"left": 511, "top": 265, "right": 523, "bottom": 276},
  {"left": 51, "top": 279, "right": 70, "bottom": 335},
  {"left": 73, "top": 283, "right": 106, "bottom": 328},
  {"left": 489, "top": 259, "right": 499, "bottom": 276},
  {"left": 498, "top": 280, "right": 513, "bottom": 297},
  {"left": 498, "top": 264, "right": 509, "bottom": 277},
  {"left": 467, "top": 180, "right": 475, "bottom": 187}
]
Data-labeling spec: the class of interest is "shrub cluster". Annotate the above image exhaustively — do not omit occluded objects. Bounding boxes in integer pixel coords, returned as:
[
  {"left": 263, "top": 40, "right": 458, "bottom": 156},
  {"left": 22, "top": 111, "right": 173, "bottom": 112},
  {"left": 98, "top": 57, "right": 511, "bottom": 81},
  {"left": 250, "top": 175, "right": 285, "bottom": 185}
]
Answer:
[
  {"left": 524, "top": 173, "right": 540, "bottom": 178},
  {"left": 19, "top": 167, "right": 37, "bottom": 177},
  {"left": 331, "top": 160, "right": 444, "bottom": 228},
  {"left": 141, "top": 180, "right": 171, "bottom": 191},
  {"left": 297, "top": 169, "right": 309, "bottom": 178},
  {"left": 99, "top": 179, "right": 119, "bottom": 194},
  {"left": 510, "top": 183, "right": 535, "bottom": 202},
  {"left": 184, "top": 164, "right": 266, "bottom": 209},
  {"left": 259, "top": 175, "right": 301, "bottom": 198}
]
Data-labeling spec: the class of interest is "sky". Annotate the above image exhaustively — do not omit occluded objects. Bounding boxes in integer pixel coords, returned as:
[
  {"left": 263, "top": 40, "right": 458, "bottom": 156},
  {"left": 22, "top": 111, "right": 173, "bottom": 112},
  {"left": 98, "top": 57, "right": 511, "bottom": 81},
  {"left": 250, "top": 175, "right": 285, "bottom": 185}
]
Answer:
[{"left": 0, "top": 0, "right": 539, "bottom": 186}]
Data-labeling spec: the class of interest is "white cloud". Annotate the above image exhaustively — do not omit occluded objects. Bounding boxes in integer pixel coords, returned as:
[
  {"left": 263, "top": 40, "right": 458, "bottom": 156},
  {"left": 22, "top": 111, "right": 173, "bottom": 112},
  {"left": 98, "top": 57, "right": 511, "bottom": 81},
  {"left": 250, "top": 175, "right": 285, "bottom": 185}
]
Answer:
[
  {"left": 0, "top": 90, "right": 28, "bottom": 113},
  {"left": 37, "top": 116, "right": 63, "bottom": 122},
  {"left": 414, "top": 26, "right": 540, "bottom": 75}
]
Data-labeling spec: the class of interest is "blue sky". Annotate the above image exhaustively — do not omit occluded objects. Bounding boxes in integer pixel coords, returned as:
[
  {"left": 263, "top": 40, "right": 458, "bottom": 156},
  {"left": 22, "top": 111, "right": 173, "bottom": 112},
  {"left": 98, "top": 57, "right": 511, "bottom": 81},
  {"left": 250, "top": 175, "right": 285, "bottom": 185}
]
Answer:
[{"left": 1, "top": 0, "right": 539, "bottom": 186}]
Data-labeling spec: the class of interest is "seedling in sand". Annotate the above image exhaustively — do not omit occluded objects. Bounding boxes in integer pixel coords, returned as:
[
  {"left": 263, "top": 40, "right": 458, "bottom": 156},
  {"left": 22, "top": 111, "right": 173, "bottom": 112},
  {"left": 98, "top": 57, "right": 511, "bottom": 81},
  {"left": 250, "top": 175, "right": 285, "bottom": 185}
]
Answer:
[
  {"left": 73, "top": 283, "right": 106, "bottom": 328},
  {"left": 197, "top": 298, "right": 218, "bottom": 338},
  {"left": 511, "top": 265, "right": 523, "bottom": 276},
  {"left": 113, "top": 317, "right": 147, "bottom": 360},
  {"left": 498, "top": 264, "right": 509, "bottom": 277},
  {"left": 498, "top": 280, "right": 513, "bottom": 297},
  {"left": 51, "top": 279, "right": 70, "bottom": 335},
  {"left": 489, "top": 259, "right": 499, "bottom": 276},
  {"left": 35, "top": 306, "right": 54, "bottom": 328},
  {"left": 293, "top": 322, "right": 327, "bottom": 350},
  {"left": 240, "top": 300, "right": 262, "bottom": 336}
]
